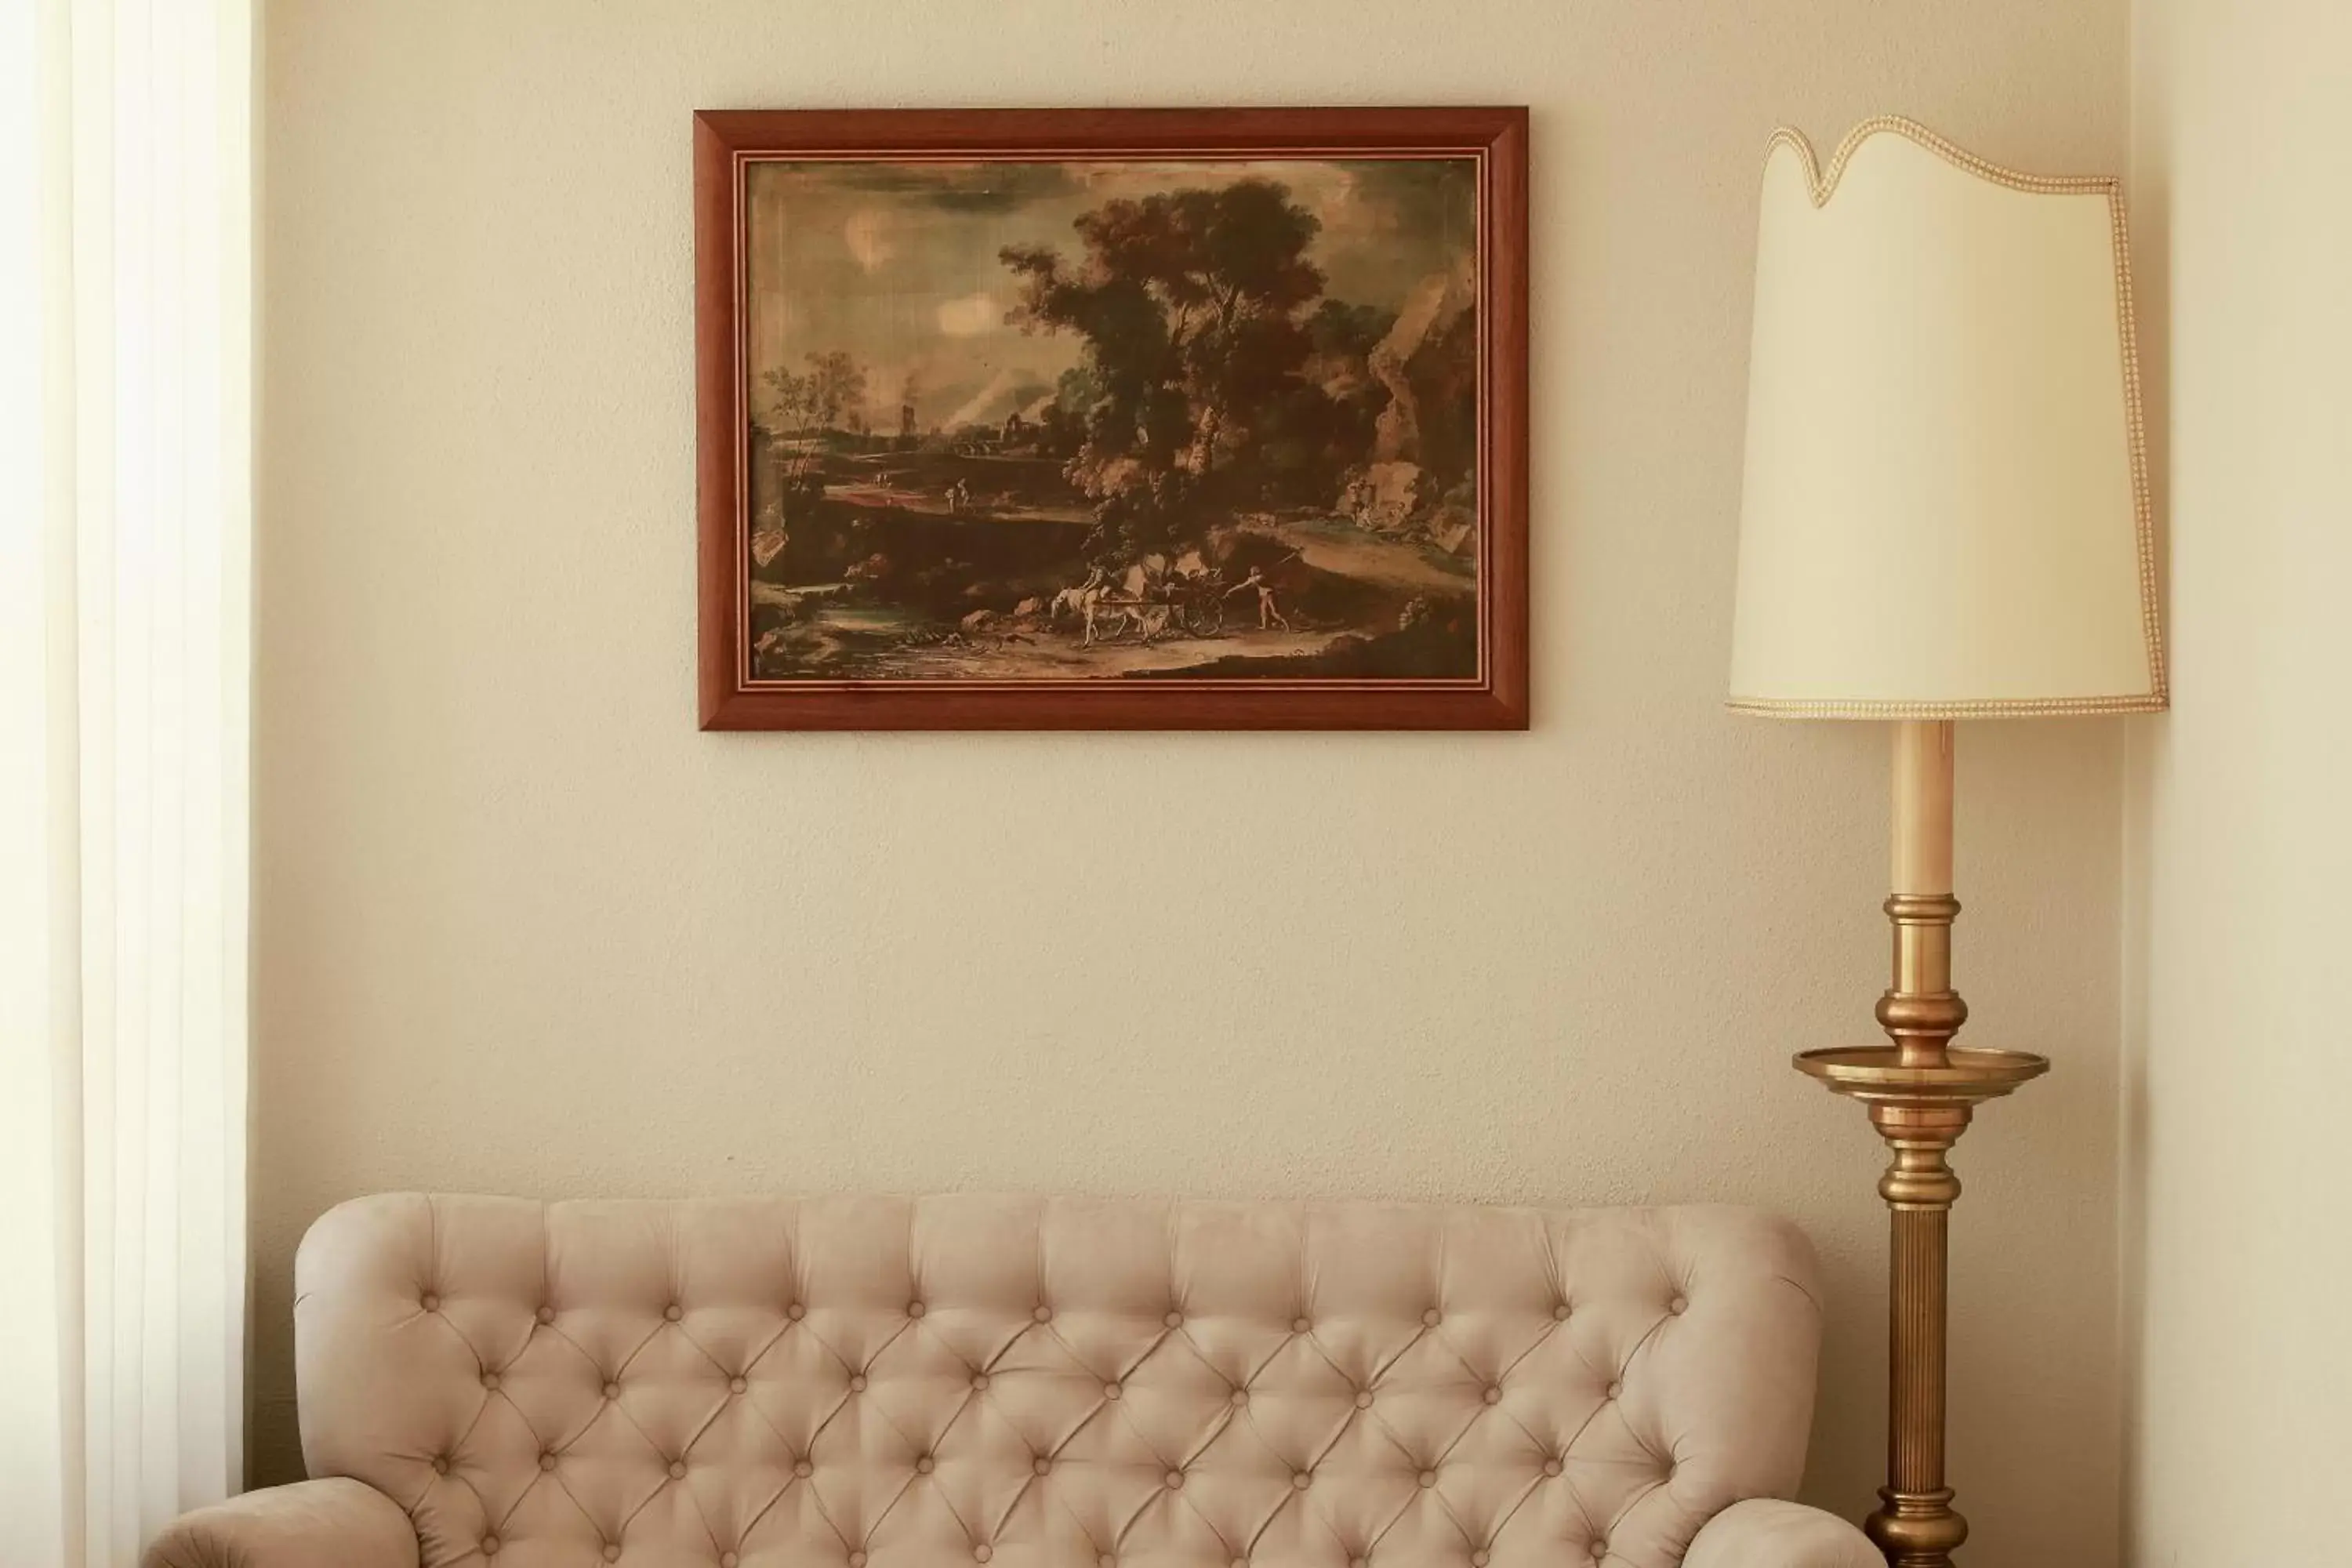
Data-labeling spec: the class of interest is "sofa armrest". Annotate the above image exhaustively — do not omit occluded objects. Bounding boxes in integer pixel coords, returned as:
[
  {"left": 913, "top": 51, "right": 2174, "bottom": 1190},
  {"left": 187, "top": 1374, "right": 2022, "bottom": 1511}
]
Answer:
[
  {"left": 1685, "top": 1498, "right": 1879, "bottom": 1568},
  {"left": 143, "top": 1478, "right": 418, "bottom": 1568}
]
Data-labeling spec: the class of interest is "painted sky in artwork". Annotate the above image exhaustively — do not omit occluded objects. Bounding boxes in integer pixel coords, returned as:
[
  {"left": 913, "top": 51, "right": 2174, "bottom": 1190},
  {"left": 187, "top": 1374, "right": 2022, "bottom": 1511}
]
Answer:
[{"left": 744, "top": 157, "right": 1477, "bottom": 434}]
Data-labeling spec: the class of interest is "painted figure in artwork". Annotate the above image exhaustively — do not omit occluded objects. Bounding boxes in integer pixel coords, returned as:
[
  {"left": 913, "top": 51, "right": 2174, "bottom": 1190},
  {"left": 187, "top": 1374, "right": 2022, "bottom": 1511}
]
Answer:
[{"left": 1225, "top": 564, "right": 1292, "bottom": 632}]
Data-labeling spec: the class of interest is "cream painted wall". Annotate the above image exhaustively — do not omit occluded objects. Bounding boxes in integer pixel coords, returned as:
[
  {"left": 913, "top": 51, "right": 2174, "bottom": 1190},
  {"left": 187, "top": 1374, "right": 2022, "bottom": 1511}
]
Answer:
[
  {"left": 254, "top": 5, "right": 2132, "bottom": 1561},
  {"left": 2123, "top": 3, "right": 2352, "bottom": 1563}
]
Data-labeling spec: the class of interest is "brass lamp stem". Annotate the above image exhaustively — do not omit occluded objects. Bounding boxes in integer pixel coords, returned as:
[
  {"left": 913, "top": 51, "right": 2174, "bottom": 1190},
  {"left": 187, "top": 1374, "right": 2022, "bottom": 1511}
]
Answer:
[
  {"left": 1872, "top": 720, "right": 1969, "bottom": 1565},
  {"left": 1886, "top": 721, "right": 1959, "bottom": 1069},
  {"left": 1795, "top": 720, "right": 2049, "bottom": 1568}
]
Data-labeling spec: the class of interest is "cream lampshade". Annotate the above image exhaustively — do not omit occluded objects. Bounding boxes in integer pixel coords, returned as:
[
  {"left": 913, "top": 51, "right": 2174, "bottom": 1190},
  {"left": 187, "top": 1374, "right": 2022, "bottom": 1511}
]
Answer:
[
  {"left": 1728, "top": 118, "right": 2165, "bottom": 1568},
  {"left": 1732, "top": 118, "right": 2165, "bottom": 717}
]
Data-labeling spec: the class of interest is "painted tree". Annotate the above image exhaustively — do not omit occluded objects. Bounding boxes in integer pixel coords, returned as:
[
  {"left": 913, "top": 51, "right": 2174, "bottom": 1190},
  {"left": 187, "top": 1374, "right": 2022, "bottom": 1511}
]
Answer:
[
  {"left": 804, "top": 350, "right": 868, "bottom": 432},
  {"left": 760, "top": 366, "right": 814, "bottom": 436},
  {"left": 1001, "top": 178, "right": 1327, "bottom": 550},
  {"left": 761, "top": 350, "right": 869, "bottom": 436},
  {"left": 756, "top": 350, "right": 868, "bottom": 537}
]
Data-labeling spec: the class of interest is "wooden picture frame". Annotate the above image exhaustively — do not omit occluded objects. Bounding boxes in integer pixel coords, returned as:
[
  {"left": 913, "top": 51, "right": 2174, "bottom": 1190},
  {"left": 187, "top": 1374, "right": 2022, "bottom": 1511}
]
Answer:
[{"left": 695, "top": 107, "right": 1528, "bottom": 730}]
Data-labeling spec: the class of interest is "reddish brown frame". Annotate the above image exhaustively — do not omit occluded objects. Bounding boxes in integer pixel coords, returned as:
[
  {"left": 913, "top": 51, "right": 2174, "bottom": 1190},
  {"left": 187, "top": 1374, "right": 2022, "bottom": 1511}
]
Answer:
[{"left": 696, "top": 107, "right": 1529, "bottom": 731}]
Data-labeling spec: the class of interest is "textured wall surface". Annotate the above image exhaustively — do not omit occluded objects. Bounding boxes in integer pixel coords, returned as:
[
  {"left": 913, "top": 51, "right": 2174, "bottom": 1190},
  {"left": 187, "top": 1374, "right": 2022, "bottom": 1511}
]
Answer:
[
  {"left": 2123, "top": 3, "right": 2352, "bottom": 1563},
  {"left": 254, "top": 5, "right": 2131, "bottom": 1562}
]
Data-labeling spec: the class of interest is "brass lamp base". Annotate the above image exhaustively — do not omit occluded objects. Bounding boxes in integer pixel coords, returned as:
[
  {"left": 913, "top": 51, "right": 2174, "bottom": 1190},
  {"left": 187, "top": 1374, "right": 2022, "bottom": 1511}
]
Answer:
[
  {"left": 1806, "top": 723, "right": 2052, "bottom": 1568},
  {"left": 1796, "top": 1045, "right": 2046, "bottom": 1566}
]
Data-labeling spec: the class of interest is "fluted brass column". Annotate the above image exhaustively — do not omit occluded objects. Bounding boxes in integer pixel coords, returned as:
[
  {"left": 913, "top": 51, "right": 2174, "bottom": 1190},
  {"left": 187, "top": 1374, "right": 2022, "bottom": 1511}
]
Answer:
[{"left": 1797, "top": 721, "right": 2047, "bottom": 1568}]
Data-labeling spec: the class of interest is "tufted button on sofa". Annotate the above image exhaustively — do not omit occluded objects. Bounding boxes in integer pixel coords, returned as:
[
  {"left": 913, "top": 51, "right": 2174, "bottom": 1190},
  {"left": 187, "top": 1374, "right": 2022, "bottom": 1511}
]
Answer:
[{"left": 142, "top": 1193, "right": 1877, "bottom": 1568}]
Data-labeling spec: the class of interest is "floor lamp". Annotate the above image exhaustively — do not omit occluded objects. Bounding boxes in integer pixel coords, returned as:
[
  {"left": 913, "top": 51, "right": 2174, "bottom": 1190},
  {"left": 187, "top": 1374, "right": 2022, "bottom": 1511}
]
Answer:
[{"left": 1728, "top": 120, "right": 2166, "bottom": 1566}]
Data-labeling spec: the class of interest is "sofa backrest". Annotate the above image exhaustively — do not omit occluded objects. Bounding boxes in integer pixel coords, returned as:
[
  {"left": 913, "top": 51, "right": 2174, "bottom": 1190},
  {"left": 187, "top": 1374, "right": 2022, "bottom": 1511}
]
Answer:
[{"left": 294, "top": 1194, "right": 1822, "bottom": 1568}]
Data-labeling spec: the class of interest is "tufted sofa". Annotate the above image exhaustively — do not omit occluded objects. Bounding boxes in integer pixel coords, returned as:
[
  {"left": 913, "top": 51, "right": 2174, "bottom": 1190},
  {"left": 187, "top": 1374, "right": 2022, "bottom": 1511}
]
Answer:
[{"left": 147, "top": 1194, "right": 1877, "bottom": 1568}]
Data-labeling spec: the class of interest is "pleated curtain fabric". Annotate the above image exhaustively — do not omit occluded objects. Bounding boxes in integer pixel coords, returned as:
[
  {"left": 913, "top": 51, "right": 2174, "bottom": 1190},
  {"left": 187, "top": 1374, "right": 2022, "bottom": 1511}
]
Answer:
[{"left": 0, "top": 2, "right": 255, "bottom": 1565}]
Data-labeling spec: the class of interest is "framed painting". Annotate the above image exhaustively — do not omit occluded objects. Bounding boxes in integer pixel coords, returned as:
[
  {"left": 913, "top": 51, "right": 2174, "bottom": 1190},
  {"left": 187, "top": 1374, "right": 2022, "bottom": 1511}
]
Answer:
[{"left": 695, "top": 107, "right": 1527, "bottom": 729}]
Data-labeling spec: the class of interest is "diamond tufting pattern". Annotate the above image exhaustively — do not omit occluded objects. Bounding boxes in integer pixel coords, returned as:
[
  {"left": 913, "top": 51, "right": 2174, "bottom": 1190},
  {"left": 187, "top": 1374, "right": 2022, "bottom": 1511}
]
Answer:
[{"left": 291, "top": 1194, "right": 1826, "bottom": 1568}]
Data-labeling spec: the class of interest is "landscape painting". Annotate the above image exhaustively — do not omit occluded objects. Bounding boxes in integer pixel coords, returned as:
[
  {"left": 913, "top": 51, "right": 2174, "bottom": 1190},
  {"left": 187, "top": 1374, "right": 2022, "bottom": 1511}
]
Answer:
[{"left": 696, "top": 109, "right": 1527, "bottom": 728}]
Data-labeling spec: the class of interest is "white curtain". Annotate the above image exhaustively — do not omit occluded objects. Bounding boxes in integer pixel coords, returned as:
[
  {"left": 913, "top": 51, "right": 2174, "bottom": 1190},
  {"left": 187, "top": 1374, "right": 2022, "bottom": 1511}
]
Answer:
[{"left": 1, "top": 1, "right": 255, "bottom": 1565}]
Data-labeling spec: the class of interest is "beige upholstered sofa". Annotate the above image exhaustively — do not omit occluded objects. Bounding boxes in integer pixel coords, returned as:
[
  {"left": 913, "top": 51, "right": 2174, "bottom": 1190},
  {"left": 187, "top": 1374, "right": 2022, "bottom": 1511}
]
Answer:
[{"left": 147, "top": 1194, "right": 1877, "bottom": 1568}]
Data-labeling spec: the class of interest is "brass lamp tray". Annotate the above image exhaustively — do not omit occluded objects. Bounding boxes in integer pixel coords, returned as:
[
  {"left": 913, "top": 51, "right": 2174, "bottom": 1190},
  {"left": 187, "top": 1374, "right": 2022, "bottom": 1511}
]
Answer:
[{"left": 1794, "top": 1045, "right": 2049, "bottom": 1108}]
